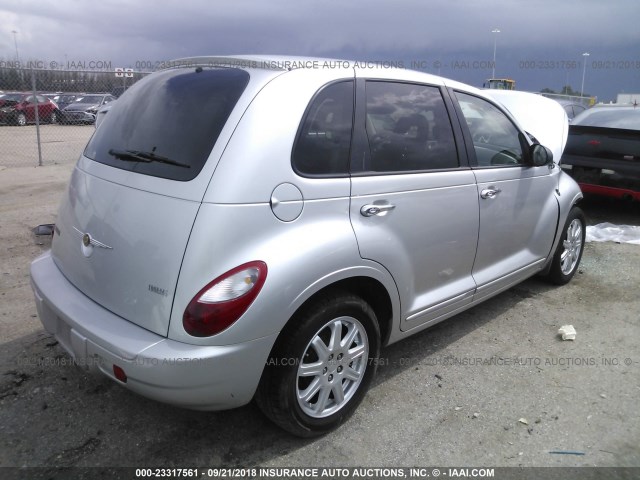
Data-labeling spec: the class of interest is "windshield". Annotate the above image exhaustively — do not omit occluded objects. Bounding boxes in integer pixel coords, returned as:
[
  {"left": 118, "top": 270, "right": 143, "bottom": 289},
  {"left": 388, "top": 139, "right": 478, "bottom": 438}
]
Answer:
[
  {"left": 572, "top": 108, "right": 640, "bottom": 130},
  {"left": 84, "top": 67, "right": 250, "bottom": 181}
]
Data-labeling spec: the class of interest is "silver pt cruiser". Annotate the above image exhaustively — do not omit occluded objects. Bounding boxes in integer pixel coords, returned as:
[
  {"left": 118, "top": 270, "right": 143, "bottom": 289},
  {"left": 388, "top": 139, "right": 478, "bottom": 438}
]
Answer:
[{"left": 30, "top": 56, "right": 585, "bottom": 437}]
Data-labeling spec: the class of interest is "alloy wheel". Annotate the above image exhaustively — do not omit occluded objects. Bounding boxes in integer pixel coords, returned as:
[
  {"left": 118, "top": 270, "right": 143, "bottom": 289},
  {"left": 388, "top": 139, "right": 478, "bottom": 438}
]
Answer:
[
  {"left": 560, "top": 218, "right": 583, "bottom": 275},
  {"left": 296, "top": 316, "right": 369, "bottom": 418}
]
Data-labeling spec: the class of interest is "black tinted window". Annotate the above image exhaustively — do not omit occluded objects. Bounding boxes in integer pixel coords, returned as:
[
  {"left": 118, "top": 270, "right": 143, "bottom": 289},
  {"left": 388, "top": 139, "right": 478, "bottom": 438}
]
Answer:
[
  {"left": 572, "top": 108, "right": 640, "bottom": 129},
  {"left": 84, "top": 68, "right": 249, "bottom": 181},
  {"left": 292, "top": 81, "right": 354, "bottom": 176},
  {"left": 365, "top": 82, "right": 458, "bottom": 172}
]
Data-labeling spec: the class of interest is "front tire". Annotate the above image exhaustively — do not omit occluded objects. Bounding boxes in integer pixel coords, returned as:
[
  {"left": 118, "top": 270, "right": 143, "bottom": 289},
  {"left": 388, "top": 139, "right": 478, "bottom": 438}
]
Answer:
[
  {"left": 545, "top": 206, "right": 586, "bottom": 285},
  {"left": 256, "top": 293, "right": 381, "bottom": 437},
  {"left": 16, "top": 113, "right": 26, "bottom": 126}
]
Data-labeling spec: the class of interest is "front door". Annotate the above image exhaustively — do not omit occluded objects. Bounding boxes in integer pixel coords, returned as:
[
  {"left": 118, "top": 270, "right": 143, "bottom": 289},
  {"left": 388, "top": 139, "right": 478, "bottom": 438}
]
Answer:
[{"left": 453, "top": 91, "right": 558, "bottom": 301}]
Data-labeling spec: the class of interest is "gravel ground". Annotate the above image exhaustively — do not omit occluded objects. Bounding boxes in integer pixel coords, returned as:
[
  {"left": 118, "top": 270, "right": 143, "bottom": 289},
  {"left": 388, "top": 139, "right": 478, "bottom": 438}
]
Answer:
[{"left": 0, "top": 163, "right": 638, "bottom": 475}]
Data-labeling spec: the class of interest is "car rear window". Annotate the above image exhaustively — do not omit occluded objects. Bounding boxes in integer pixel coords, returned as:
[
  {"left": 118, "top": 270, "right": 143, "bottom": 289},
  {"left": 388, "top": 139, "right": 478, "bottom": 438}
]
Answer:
[
  {"left": 572, "top": 109, "right": 640, "bottom": 130},
  {"left": 84, "top": 67, "right": 250, "bottom": 181}
]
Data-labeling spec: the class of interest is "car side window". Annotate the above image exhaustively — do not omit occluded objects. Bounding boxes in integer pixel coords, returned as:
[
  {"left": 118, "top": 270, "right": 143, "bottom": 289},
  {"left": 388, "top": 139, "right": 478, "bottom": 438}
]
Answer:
[
  {"left": 455, "top": 92, "right": 524, "bottom": 167},
  {"left": 292, "top": 81, "right": 354, "bottom": 176},
  {"left": 364, "top": 81, "right": 458, "bottom": 173}
]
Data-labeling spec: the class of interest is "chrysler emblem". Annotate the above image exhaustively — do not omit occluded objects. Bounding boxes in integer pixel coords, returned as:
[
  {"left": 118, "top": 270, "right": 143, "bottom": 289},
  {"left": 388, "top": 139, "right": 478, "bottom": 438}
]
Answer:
[{"left": 73, "top": 227, "right": 113, "bottom": 257}]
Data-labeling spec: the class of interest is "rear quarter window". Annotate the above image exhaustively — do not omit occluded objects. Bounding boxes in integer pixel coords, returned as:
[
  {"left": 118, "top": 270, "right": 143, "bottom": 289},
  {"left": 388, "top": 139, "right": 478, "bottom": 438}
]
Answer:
[
  {"left": 292, "top": 81, "right": 354, "bottom": 177},
  {"left": 84, "top": 67, "right": 249, "bottom": 181}
]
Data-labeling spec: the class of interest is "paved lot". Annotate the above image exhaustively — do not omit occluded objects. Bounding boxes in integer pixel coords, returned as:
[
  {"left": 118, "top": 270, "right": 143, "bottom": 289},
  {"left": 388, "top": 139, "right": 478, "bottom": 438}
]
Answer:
[
  {"left": 0, "top": 125, "right": 93, "bottom": 168},
  {"left": 0, "top": 163, "right": 638, "bottom": 472}
]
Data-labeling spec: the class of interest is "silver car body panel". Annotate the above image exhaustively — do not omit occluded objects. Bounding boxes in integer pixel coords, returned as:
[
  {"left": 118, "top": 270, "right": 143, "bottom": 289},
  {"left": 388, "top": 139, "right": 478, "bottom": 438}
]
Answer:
[
  {"left": 52, "top": 167, "right": 200, "bottom": 336},
  {"left": 471, "top": 165, "right": 558, "bottom": 299},
  {"left": 168, "top": 199, "right": 365, "bottom": 346},
  {"left": 203, "top": 66, "right": 354, "bottom": 204},
  {"left": 350, "top": 170, "right": 479, "bottom": 331},
  {"left": 32, "top": 251, "right": 276, "bottom": 409},
  {"left": 31, "top": 56, "right": 582, "bottom": 410}
]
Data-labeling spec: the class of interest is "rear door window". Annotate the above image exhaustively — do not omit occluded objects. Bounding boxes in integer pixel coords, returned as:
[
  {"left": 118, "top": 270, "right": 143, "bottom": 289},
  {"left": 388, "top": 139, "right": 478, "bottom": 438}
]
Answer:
[
  {"left": 363, "top": 81, "right": 459, "bottom": 173},
  {"left": 84, "top": 67, "right": 249, "bottom": 181}
]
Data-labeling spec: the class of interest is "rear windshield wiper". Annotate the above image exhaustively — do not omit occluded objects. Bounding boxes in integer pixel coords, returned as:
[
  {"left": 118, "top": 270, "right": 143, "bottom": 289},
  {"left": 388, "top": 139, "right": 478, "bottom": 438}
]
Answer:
[{"left": 108, "top": 149, "right": 191, "bottom": 169}]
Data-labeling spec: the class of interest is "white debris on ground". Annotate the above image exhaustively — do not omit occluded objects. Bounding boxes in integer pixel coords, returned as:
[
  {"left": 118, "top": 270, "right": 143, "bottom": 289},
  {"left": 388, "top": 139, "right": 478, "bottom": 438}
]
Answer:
[
  {"left": 558, "top": 325, "right": 577, "bottom": 341},
  {"left": 586, "top": 223, "right": 640, "bottom": 245}
]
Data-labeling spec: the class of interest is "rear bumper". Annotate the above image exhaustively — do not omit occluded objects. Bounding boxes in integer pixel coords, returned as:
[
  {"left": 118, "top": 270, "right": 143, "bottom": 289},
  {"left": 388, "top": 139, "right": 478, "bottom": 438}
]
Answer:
[
  {"left": 578, "top": 183, "right": 640, "bottom": 201},
  {"left": 561, "top": 163, "right": 640, "bottom": 200},
  {"left": 60, "top": 111, "right": 96, "bottom": 123},
  {"left": 561, "top": 154, "right": 639, "bottom": 179},
  {"left": 30, "top": 251, "right": 277, "bottom": 410}
]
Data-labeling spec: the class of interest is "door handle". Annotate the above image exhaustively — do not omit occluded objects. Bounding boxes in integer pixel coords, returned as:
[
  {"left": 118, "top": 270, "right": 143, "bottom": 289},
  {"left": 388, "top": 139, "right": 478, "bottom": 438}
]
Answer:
[
  {"left": 480, "top": 188, "right": 502, "bottom": 199},
  {"left": 360, "top": 203, "right": 396, "bottom": 217}
]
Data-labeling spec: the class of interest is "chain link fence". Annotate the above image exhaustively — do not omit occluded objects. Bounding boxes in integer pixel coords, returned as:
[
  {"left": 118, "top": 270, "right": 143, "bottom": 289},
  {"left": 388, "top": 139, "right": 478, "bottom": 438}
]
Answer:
[{"left": 0, "top": 67, "right": 149, "bottom": 168}]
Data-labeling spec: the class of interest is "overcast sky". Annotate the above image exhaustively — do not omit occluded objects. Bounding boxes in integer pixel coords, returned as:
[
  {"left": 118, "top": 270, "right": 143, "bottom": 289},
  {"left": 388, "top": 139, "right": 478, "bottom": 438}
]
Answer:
[{"left": 1, "top": 0, "right": 638, "bottom": 101}]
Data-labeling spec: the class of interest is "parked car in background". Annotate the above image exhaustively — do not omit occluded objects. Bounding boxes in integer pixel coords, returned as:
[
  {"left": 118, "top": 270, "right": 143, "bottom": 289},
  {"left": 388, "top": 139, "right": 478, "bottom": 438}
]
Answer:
[
  {"left": 561, "top": 105, "right": 640, "bottom": 201},
  {"left": 0, "top": 92, "right": 60, "bottom": 125},
  {"left": 60, "top": 93, "right": 116, "bottom": 124},
  {"left": 94, "top": 102, "right": 114, "bottom": 129},
  {"left": 31, "top": 56, "right": 584, "bottom": 437},
  {"left": 537, "top": 93, "right": 593, "bottom": 122},
  {"left": 53, "top": 93, "right": 84, "bottom": 112},
  {"left": 559, "top": 102, "right": 588, "bottom": 121}
]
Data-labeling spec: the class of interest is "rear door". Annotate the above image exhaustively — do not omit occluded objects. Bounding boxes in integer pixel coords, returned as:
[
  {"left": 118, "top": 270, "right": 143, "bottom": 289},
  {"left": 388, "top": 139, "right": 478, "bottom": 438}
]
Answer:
[
  {"left": 349, "top": 76, "right": 479, "bottom": 331},
  {"left": 451, "top": 91, "right": 558, "bottom": 301}
]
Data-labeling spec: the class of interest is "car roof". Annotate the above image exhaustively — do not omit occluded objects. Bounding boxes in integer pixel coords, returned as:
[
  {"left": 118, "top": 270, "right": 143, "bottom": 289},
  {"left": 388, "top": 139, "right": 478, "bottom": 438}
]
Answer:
[
  {"left": 167, "top": 55, "right": 484, "bottom": 94},
  {"left": 589, "top": 105, "right": 639, "bottom": 111}
]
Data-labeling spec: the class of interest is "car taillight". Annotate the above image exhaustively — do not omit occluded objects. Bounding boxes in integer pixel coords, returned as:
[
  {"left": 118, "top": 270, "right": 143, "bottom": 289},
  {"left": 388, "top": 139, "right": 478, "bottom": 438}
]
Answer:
[
  {"left": 113, "top": 365, "right": 127, "bottom": 383},
  {"left": 183, "top": 261, "right": 267, "bottom": 337}
]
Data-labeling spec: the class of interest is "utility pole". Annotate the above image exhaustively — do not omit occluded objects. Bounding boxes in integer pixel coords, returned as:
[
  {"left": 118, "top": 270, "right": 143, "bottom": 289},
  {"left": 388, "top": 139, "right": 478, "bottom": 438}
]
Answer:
[
  {"left": 580, "top": 52, "right": 590, "bottom": 97},
  {"left": 491, "top": 28, "right": 500, "bottom": 78},
  {"left": 11, "top": 30, "right": 19, "bottom": 63}
]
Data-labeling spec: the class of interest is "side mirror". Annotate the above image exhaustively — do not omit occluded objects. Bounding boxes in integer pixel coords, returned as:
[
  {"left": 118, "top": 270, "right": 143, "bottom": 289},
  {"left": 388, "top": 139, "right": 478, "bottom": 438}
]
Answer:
[{"left": 529, "top": 144, "right": 553, "bottom": 167}]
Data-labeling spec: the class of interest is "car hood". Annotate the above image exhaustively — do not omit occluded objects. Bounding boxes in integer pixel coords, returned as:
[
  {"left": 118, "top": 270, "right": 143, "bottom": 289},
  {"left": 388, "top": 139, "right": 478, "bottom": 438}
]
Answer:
[
  {"left": 485, "top": 90, "right": 569, "bottom": 163},
  {"left": 64, "top": 102, "right": 100, "bottom": 111}
]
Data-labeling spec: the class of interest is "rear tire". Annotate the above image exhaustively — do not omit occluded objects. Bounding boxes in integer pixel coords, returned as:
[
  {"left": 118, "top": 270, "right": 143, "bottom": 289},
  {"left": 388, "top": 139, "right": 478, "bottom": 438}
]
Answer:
[
  {"left": 256, "top": 292, "right": 380, "bottom": 437},
  {"left": 544, "top": 207, "right": 586, "bottom": 285}
]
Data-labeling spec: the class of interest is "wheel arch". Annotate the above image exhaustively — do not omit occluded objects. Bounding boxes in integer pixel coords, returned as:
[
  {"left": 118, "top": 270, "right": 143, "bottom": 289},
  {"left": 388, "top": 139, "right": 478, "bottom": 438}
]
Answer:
[
  {"left": 305, "top": 276, "right": 394, "bottom": 346},
  {"left": 255, "top": 274, "right": 396, "bottom": 436},
  {"left": 540, "top": 172, "right": 584, "bottom": 275},
  {"left": 270, "top": 273, "right": 397, "bottom": 359}
]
